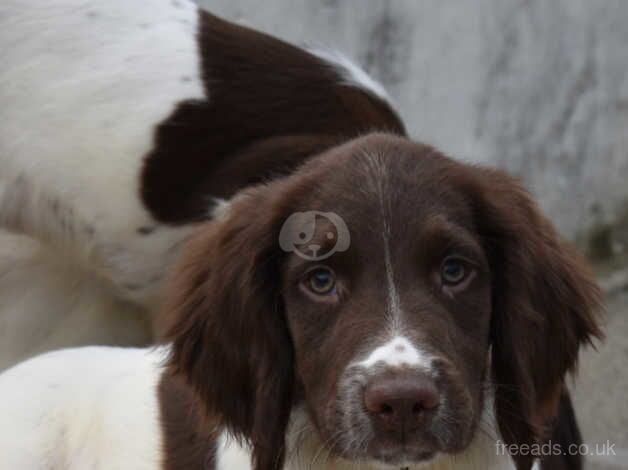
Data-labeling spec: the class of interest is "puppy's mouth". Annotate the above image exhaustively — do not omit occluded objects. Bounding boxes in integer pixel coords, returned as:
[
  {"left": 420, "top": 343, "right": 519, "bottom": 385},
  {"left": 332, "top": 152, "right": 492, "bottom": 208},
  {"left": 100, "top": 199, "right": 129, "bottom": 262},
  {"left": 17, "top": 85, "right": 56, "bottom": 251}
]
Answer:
[
  {"left": 319, "top": 426, "right": 443, "bottom": 469},
  {"left": 335, "top": 444, "right": 438, "bottom": 469},
  {"left": 370, "top": 448, "right": 437, "bottom": 468},
  {"left": 319, "top": 374, "right": 478, "bottom": 469}
]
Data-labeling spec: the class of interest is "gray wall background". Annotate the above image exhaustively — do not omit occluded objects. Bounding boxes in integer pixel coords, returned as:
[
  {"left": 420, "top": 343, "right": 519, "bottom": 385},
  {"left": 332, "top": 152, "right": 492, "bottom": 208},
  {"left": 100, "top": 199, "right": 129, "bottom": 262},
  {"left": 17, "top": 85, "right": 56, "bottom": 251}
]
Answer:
[{"left": 201, "top": 0, "right": 628, "bottom": 255}]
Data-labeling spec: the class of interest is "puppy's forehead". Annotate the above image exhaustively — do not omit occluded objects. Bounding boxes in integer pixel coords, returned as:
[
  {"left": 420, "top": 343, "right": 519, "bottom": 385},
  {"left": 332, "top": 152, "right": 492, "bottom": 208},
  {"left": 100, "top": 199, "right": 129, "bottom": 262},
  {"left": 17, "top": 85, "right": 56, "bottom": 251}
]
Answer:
[
  {"left": 313, "top": 136, "right": 455, "bottom": 195},
  {"left": 305, "top": 136, "right": 468, "bottom": 220}
]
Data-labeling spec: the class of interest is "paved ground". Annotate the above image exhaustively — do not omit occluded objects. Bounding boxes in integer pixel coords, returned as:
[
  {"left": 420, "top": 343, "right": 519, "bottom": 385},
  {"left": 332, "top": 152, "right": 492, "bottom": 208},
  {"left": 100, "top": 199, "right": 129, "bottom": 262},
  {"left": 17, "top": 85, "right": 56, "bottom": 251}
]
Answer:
[{"left": 573, "top": 288, "right": 628, "bottom": 469}]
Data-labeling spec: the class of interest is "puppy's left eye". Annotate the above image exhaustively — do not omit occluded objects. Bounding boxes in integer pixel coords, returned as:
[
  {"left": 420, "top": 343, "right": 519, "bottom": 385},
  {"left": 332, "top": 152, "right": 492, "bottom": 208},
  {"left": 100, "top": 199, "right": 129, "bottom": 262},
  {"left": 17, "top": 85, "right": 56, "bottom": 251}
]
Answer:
[
  {"left": 303, "top": 267, "right": 337, "bottom": 296},
  {"left": 441, "top": 257, "right": 467, "bottom": 285}
]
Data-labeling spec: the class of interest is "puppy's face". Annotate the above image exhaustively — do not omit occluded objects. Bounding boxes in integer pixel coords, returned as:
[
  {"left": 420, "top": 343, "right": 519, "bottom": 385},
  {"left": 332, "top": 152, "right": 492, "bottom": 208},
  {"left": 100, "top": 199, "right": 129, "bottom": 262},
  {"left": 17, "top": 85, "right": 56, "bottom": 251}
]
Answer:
[
  {"left": 166, "top": 133, "right": 601, "bottom": 470},
  {"left": 280, "top": 141, "right": 492, "bottom": 465}
]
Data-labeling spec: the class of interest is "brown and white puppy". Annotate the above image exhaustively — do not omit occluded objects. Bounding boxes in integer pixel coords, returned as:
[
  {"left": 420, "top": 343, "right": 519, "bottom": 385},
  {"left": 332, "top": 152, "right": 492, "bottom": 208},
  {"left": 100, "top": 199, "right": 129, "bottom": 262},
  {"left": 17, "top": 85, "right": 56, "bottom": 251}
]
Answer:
[
  {"left": 161, "top": 133, "right": 602, "bottom": 470},
  {"left": 0, "top": 134, "right": 602, "bottom": 470},
  {"left": 0, "top": 2, "right": 601, "bottom": 470}
]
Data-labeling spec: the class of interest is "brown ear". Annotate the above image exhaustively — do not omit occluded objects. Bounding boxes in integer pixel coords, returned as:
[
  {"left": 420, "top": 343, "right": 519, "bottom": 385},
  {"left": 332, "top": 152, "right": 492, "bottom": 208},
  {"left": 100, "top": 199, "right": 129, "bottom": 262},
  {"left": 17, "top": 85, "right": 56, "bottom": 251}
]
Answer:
[
  {"left": 468, "top": 169, "right": 603, "bottom": 468},
  {"left": 162, "top": 187, "right": 295, "bottom": 470}
]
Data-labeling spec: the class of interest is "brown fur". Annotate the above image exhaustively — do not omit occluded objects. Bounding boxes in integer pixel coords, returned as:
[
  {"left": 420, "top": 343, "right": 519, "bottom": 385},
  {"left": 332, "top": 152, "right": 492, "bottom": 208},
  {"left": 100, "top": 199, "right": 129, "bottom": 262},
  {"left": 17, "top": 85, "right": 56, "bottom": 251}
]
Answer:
[
  {"left": 163, "top": 182, "right": 297, "bottom": 469},
  {"left": 159, "top": 372, "right": 218, "bottom": 470}
]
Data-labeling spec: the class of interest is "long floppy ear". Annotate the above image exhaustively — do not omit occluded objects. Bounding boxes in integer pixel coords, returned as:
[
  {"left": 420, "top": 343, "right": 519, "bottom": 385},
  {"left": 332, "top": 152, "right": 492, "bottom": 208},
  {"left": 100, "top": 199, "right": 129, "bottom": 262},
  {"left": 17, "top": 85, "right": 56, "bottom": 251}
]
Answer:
[
  {"left": 467, "top": 169, "right": 603, "bottom": 469},
  {"left": 162, "top": 186, "right": 296, "bottom": 470}
]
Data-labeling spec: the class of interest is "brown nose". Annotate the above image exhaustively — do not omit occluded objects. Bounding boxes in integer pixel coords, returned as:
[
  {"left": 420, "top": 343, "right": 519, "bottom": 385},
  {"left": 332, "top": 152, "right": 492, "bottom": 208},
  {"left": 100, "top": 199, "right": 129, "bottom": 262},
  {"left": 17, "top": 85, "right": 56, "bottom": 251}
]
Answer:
[{"left": 364, "top": 375, "right": 440, "bottom": 432}]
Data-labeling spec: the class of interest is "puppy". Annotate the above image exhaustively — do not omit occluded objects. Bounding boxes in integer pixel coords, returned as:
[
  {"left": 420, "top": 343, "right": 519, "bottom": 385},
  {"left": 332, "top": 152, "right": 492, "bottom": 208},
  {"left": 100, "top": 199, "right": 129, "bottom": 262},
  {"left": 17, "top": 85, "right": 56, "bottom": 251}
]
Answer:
[{"left": 0, "top": 134, "right": 602, "bottom": 470}]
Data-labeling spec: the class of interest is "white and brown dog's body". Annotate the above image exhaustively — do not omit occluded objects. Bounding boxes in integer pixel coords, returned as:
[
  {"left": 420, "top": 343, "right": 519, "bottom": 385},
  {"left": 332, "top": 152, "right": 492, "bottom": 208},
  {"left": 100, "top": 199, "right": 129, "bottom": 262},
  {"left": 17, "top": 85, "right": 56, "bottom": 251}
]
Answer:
[
  {"left": 0, "top": 2, "right": 601, "bottom": 470},
  {"left": 0, "top": 0, "right": 205, "bottom": 366},
  {"left": 0, "top": 0, "right": 402, "bottom": 367}
]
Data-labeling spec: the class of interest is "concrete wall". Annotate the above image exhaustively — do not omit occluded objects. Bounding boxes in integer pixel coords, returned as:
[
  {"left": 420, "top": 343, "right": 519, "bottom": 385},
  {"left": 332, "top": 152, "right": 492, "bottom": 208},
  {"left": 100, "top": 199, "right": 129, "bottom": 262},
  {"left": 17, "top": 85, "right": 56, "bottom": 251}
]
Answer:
[{"left": 201, "top": 0, "right": 628, "bottom": 249}]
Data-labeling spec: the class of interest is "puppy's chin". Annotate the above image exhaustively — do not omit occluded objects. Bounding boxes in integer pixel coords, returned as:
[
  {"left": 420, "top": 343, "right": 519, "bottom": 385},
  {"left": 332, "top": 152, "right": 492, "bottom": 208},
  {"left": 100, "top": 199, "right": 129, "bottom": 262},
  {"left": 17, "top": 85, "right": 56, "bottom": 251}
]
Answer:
[
  {"left": 334, "top": 448, "right": 440, "bottom": 470},
  {"left": 318, "top": 433, "right": 442, "bottom": 470}
]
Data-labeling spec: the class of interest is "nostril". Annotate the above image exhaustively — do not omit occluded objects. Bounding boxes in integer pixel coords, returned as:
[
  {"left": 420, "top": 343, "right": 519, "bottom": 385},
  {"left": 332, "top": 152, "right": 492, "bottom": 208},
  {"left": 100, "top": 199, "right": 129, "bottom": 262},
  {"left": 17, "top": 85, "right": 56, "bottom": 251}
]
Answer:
[
  {"left": 414, "top": 385, "right": 440, "bottom": 412},
  {"left": 380, "top": 403, "right": 394, "bottom": 416}
]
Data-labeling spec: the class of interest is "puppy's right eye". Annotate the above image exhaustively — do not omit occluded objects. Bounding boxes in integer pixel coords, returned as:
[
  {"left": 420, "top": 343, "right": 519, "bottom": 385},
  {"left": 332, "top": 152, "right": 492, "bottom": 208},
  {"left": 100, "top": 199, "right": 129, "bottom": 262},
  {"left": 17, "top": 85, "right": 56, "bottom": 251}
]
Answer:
[
  {"left": 441, "top": 257, "right": 467, "bottom": 285},
  {"left": 302, "top": 267, "right": 337, "bottom": 296}
]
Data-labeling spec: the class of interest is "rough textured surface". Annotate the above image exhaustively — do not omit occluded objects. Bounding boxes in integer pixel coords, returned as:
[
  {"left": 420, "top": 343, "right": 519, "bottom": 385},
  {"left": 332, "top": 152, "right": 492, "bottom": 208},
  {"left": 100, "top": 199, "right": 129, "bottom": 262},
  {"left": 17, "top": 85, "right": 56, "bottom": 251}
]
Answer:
[
  {"left": 200, "top": 0, "right": 628, "bottom": 246},
  {"left": 573, "top": 289, "right": 628, "bottom": 469}
]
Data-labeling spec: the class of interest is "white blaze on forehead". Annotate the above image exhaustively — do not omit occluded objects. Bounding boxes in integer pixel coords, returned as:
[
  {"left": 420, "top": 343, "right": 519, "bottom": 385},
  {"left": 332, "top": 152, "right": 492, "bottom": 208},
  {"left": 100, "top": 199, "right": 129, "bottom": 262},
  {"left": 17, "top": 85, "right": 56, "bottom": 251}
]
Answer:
[
  {"left": 358, "top": 336, "right": 432, "bottom": 369},
  {"left": 361, "top": 153, "right": 404, "bottom": 335},
  {"left": 383, "top": 234, "right": 402, "bottom": 332},
  {"left": 373, "top": 153, "right": 401, "bottom": 333}
]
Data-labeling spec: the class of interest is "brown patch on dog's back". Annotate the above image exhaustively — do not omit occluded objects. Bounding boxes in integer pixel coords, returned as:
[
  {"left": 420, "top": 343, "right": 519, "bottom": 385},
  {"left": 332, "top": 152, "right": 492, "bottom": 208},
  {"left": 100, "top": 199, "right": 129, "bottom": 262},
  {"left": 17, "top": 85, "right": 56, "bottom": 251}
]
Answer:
[{"left": 141, "top": 11, "right": 405, "bottom": 224}]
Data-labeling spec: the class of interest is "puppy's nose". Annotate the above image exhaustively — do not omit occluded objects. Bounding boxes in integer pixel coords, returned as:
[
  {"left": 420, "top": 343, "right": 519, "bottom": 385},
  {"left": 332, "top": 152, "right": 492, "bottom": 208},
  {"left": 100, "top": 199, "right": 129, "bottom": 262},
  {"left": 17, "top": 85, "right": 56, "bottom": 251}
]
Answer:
[{"left": 364, "top": 375, "right": 439, "bottom": 432}]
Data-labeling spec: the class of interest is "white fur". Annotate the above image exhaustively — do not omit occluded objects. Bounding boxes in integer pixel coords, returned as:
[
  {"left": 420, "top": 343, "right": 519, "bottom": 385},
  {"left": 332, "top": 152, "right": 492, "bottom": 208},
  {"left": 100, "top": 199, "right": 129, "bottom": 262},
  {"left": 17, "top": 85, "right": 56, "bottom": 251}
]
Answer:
[
  {"left": 0, "top": 0, "right": 204, "bottom": 368},
  {"left": 0, "top": 347, "right": 166, "bottom": 469},
  {"left": 358, "top": 335, "right": 433, "bottom": 370},
  {"left": 0, "top": 0, "right": 202, "bottom": 305},
  {"left": 0, "top": 346, "right": 516, "bottom": 470},
  {"left": 308, "top": 48, "right": 392, "bottom": 102},
  {"left": 210, "top": 197, "right": 233, "bottom": 221},
  {"left": 216, "top": 433, "right": 254, "bottom": 469}
]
